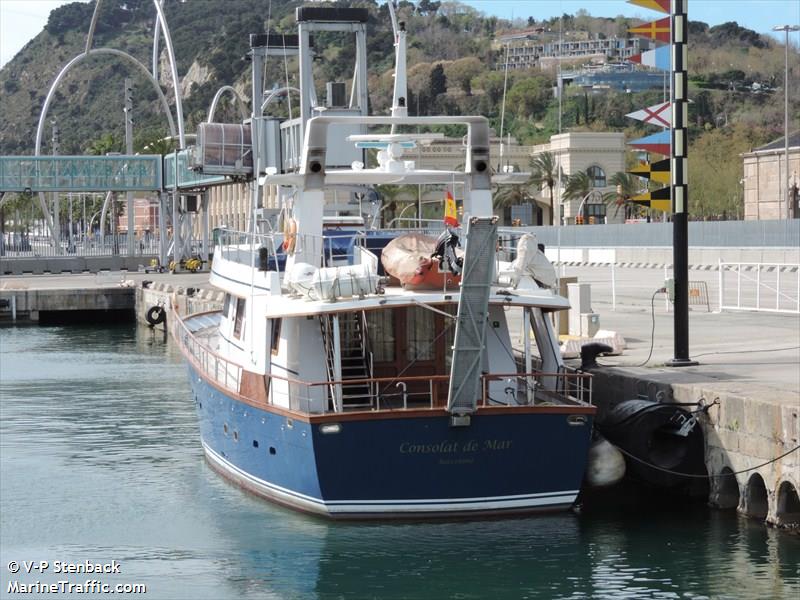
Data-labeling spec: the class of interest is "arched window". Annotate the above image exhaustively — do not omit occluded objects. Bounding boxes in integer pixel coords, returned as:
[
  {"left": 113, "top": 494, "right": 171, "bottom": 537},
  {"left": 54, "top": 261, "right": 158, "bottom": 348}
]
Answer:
[{"left": 587, "top": 166, "right": 606, "bottom": 188}]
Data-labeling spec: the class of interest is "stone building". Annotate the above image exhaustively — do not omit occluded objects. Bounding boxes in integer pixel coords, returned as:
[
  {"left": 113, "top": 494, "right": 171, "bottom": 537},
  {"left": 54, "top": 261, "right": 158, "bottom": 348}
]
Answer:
[
  {"left": 741, "top": 131, "right": 800, "bottom": 220},
  {"left": 531, "top": 132, "right": 627, "bottom": 225}
]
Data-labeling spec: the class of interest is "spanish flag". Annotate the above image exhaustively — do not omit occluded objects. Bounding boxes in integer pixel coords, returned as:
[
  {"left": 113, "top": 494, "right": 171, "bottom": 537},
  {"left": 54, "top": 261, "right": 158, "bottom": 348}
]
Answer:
[{"left": 444, "top": 190, "right": 459, "bottom": 226}]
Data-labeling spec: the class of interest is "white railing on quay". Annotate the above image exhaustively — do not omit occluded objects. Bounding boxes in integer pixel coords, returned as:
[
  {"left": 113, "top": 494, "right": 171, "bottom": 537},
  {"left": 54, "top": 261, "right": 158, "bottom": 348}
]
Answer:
[{"left": 718, "top": 260, "right": 800, "bottom": 314}]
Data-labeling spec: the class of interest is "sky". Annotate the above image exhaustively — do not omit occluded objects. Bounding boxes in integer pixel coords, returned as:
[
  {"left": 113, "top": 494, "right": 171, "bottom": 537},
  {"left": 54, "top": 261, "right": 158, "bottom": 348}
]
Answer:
[{"left": 1, "top": 0, "right": 798, "bottom": 69}]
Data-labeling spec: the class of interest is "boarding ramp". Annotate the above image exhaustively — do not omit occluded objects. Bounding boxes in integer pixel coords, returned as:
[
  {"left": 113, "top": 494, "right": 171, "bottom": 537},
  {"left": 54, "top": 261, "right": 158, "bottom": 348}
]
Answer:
[{"left": 446, "top": 217, "right": 498, "bottom": 421}]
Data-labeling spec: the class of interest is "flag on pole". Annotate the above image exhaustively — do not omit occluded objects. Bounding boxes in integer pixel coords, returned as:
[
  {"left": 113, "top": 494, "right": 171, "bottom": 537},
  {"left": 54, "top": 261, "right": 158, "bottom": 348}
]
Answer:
[
  {"left": 631, "top": 187, "right": 671, "bottom": 212},
  {"left": 627, "top": 0, "right": 670, "bottom": 14},
  {"left": 444, "top": 190, "right": 459, "bottom": 226},
  {"left": 626, "top": 102, "right": 671, "bottom": 128},
  {"left": 628, "top": 17, "right": 671, "bottom": 42},
  {"left": 628, "top": 130, "right": 670, "bottom": 156},
  {"left": 629, "top": 159, "right": 670, "bottom": 185},
  {"left": 628, "top": 45, "right": 670, "bottom": 71}
]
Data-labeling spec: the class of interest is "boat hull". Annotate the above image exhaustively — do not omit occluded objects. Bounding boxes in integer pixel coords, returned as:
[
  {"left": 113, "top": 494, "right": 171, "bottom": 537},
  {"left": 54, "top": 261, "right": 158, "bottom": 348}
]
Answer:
[{"left": 188, "top": 364, "right": 595, "bottom": 519}]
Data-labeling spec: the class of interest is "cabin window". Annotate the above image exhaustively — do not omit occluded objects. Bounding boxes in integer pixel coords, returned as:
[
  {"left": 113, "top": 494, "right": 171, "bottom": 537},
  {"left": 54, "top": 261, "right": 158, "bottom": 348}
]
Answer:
[
  {"left": 270, "top": 318, "right": 282, "bottom": 356},
  {"left": 223, "top": 293, "right": 232, "bottom": 318},
  {"left": 406, "top": 306, "right": 435, "bottom": 361},
  {"left": 366, "top": 310, "right": 395, "bottom": 362},
  {"left": 233, "top": 297, "right": 246, "bottom": 340}
]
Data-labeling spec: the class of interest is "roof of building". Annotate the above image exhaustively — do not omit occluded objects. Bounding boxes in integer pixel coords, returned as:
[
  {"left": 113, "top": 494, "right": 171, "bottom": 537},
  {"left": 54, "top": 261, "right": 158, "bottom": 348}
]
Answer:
[{"left": 754, "top": 130, "right": 800, "bottom": 152}]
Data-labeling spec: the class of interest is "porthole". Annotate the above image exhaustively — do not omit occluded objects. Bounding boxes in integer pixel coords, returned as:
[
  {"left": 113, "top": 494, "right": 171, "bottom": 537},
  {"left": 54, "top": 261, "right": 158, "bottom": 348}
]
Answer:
[
  {"left": 269, "top": 446, "right": 277, "bottom": 455},
  {"left": 233, "top": 431, "right": 239, "bottom": 442},
  {"left": 223, "top": 423, "right": 229, "bottom": 435},
  {"left": 252, "top": 440, "right": 259, "bottom": 448}
]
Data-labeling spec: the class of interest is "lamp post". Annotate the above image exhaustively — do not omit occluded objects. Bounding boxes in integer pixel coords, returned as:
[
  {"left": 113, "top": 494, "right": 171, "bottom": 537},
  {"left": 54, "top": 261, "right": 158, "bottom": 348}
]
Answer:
[{"left": 772, "top": 25, "right": 799, "bottom": 219}]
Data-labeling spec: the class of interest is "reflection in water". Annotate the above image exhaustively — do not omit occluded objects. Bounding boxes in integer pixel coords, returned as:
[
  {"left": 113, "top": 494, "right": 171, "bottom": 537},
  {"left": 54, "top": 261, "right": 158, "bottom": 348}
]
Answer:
[{"left": 1, "top": 325, "right": 799, "bottom": 600}]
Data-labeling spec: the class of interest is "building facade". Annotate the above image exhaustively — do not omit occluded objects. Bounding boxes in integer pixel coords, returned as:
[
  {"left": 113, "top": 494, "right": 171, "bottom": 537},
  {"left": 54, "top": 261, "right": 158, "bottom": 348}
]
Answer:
[
  {"left": 741, "top": 132, "right": 800, "bottom": 220},
  {"left": 496, "top": 34, "right": 653, "bottom": 71},
  {"left": 531, "top": 132, "right": 627, "bottom": 225}
]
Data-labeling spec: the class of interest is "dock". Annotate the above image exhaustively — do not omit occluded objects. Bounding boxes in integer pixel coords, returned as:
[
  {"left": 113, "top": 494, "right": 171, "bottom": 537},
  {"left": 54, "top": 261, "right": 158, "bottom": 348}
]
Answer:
[{"left": 1, "top": 267, "right": 798, "bottom": 528}]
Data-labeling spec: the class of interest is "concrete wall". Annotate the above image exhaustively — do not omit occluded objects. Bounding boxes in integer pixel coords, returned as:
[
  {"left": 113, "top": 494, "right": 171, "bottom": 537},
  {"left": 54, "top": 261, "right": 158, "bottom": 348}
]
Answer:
[
  {"left": 136, "top": 283, "right": 224, "bottom": 333},
  {"left": 1, "top": 255, "right": 157, "bottom": 276},
  {"left": 0, "top": 286, "right": 135, "bottom": 322}
]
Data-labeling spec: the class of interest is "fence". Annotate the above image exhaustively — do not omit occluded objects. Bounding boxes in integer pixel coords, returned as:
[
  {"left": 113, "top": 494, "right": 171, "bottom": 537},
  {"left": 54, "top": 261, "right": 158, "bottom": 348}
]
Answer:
[
  {"left": 718, "top": 261, "right": 800, "bottom": 314},
  {"left": 1, "top": 232, "right": 161, "bottom": 258},
  {"left": 528, "top": 219, "right": 800, "bottom": 248}
]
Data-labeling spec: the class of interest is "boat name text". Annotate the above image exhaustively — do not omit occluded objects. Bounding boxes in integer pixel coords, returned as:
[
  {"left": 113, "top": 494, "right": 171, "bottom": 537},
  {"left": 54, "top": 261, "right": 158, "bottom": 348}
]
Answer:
[{"left": 399, "top": 439, "right": 512, "bottom": 454}]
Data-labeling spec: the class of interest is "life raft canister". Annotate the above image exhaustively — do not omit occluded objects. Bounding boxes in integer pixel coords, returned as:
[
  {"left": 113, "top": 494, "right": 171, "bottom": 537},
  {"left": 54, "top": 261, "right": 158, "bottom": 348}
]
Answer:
[{"left": 145, "top": 305, "right": 166, "bottom": 326}]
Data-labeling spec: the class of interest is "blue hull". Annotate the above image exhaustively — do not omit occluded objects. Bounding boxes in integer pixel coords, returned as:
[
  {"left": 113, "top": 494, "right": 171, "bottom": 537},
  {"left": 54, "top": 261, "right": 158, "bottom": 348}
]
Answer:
[{"left": 188, "top": 364, "right": 594, "bottom": 518}]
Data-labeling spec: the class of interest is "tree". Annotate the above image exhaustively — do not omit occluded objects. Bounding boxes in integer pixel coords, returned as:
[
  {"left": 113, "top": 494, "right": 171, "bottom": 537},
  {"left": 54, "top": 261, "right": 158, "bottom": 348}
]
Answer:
[
  {"left": 506, "top": 75, "right": 554, "bottom": 121},
  {"left": 493, "top": 184, "right": 531, "bottom": 210},
  {"left": 444, "top": 57, "right": 482, "bottom": 96},
  {"left": 602, "top": 172, "right": 643, "bottom": 218},
  {"left": 528, "top": 152, "right": 561, "bottom": 226},
  {"left": 563, "top": 171, "right": 592, "bottom": 204},
  {"left": 429, "top": 63, "right": 447, "bottom": 97},
  {"left": 85, "top": 133, "right": 121, "bottom": 156}
]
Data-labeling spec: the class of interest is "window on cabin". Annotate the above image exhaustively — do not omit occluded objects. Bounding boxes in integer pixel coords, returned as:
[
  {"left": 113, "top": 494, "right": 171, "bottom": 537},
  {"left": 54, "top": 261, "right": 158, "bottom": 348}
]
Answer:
[
  {"left": 366, "top": 310, "right": 395, "bottom": 362},
  {"left": 233, "top": 297, "right": 246, "bottom": 340},
  {"left": 223, "top": 293, "right": 231, "bottom": 318},
  {"left": 270, "top": 318, "right": 282, "bottom": 356},
  {"left": 406, "top": 306, "right": 435, "bottom": 361}
]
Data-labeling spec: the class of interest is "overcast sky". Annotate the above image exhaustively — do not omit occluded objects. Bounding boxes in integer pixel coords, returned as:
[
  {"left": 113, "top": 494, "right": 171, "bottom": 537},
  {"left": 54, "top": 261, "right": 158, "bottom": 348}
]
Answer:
[{"left": 1, "top": 0, "right": 798, "bottom": 69}]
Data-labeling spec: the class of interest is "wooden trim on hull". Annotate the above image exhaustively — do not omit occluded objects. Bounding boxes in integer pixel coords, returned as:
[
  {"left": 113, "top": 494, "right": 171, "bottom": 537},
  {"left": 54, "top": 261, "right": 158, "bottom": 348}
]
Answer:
[{"left": 202, "top": 442, "right": 578, "bottom": 521}]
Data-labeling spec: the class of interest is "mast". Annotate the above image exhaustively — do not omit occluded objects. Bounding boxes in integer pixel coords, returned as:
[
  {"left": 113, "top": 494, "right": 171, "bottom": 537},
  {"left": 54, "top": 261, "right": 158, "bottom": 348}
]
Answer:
[{"left": 388, "top": 2, "right": 408, "bottom": 132}]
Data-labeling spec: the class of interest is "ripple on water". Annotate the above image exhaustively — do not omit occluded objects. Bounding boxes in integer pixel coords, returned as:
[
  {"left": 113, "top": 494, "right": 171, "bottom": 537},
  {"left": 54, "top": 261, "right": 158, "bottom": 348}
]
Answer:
[{"left": 1, "top": 324, "right": 799, "bottom": 600}]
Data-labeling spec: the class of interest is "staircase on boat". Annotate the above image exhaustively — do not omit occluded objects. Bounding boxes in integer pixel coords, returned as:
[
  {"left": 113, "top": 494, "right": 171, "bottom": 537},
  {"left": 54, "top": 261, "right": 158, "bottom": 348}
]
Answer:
[{"left": 321, "top": 312, "right": 374, "bottom": 411}]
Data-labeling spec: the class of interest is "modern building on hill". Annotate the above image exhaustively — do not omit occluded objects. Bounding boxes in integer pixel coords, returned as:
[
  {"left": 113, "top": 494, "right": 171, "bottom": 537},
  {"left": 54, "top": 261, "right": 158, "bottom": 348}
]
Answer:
[
  {"left": 495, "top": 34, "right": 653, "bottom": 71},
  {"left": 741, "top": 131, "right": 800, "bottom": 220},
  {"left": 561, "top": 64, "right": 667, "bottom": 94}
]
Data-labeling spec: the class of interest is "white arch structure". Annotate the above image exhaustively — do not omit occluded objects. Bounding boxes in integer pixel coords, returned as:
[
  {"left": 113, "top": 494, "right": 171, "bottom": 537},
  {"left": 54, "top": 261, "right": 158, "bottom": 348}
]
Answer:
[
  {"left": 33, "top": 0, "right": 187, "bottom": 245},
  {"left": 208, "top": 86, "right": 250, "bottom": 123}
]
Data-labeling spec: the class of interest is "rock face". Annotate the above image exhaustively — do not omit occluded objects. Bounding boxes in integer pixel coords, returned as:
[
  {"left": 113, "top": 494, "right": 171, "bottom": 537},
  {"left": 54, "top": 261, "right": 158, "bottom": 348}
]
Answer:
[{"left": 158, "top": 51, "right": 211, "bottom": 99}]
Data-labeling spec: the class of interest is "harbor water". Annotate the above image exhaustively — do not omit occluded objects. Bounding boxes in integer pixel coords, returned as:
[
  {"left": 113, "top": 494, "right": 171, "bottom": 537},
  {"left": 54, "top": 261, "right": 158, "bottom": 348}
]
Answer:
[{"left": 1, "top": 324, "right": 798, "bottom": 599}]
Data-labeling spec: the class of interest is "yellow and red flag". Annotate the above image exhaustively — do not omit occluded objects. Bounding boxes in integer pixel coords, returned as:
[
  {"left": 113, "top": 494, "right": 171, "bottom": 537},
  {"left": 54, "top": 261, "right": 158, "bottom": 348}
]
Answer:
[
  {"left": 443, "top": 190, "right": 459, "bottom": 226},
  {"left": 629, "top": 17, "right": 670, "bottom": 42},
  {"left": 627, "top": 0, "right": 670, "bottom": 14}
]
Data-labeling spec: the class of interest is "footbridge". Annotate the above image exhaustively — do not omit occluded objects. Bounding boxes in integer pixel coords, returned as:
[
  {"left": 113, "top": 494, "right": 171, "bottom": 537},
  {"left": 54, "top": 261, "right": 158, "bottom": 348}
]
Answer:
[{"left": 0, "top": 152, "right": 228, "bottom": 273}]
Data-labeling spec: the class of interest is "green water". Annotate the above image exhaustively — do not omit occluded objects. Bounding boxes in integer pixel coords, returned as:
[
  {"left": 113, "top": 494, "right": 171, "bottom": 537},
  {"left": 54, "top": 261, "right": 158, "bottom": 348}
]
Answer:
[{"left": 1, "top": 324, "right": 798, "bottom": 599}]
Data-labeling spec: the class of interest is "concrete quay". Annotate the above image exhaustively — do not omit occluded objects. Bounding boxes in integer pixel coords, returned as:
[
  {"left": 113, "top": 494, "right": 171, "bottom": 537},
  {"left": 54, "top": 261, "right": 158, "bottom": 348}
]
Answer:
[
  {"left": 1, "top": 267, "right": 798, "bottom": 529},
  {"left": 563, "top": 265, "right": 799, "bottom": 529}
]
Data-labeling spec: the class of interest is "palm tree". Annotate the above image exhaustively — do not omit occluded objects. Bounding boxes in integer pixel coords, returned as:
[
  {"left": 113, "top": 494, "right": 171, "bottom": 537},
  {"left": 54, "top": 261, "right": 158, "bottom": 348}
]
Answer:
[
  {"left": 562, "top": 171, "right": 592, "bottom": 203},
  {"left": 528, "top": 152, "right": 561, "bottom": 226},
  {"left": 492, "top": 184, "right": 531, "bottom": 210},
  {"left": 602, "top": 172, "right": 643, "bottom": 219}
]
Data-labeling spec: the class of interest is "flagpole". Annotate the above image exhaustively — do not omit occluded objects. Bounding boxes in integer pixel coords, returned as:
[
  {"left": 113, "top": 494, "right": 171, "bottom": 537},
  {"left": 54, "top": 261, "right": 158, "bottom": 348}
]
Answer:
[{"left": 666, "top": 0, "right": 697, "bottom": 367}]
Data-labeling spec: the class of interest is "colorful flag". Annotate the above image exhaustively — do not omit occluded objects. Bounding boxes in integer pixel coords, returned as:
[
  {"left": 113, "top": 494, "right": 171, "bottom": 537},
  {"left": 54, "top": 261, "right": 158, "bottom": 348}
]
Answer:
[
  {"left": 626, "top": 102, "right": 671, "bottom": 129},
  {"left": 628, "top": 46, "right": 670, "bottom": 71},
  {"left": 629, "top": 159, "right": 670, "bottom": 185},
  {"left": 629, "top": 17, "right": 671, "bottom": 43},
  {"left": 631, "top": 187, "right": 671, "bottom": 212},
  {"left": 444, "top": 190, "right": 459, "bottom": 226},
  {"left": 628, "top": 130, "right": 670, "bottom": 156},
  {"left": 627, "top": 0, "right": 670, "bottom": 14}
]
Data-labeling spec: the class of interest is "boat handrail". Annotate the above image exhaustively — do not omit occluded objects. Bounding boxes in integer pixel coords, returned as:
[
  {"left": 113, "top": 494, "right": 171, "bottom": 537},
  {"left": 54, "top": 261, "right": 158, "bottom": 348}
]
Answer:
[{"left": 173, "top": 311, "right": 592, "bottom": 414}]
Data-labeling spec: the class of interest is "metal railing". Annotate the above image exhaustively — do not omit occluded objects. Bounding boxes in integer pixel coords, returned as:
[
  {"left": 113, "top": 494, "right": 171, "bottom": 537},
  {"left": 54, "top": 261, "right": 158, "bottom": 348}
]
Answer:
[
  {"left": 481, "top": 370, "right": 593, "bottom": 407},
  {"left": 173, "top": 310, "right": 242, "bottom": 393},
  {"left": 718, "top": 261, "right": 800, "bottom": 314},
  {"left": 214, "top": 227, "right": 368, "bottom": 270},
  {"left": 1, "top": 232, "right": 161, "bottom": 258},
  {"left": 175, "top": 311, "right": 593, "bottom": 415}
]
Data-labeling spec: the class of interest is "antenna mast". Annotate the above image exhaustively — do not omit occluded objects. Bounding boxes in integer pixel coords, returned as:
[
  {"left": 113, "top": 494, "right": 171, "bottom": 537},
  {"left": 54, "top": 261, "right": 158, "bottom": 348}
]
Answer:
[{"left": 388, "top": 1, "right": 408, "bottom": 132}]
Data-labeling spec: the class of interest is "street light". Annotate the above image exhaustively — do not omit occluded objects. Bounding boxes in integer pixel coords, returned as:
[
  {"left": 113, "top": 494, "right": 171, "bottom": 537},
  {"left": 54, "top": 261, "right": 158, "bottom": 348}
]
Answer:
[{"left": 772, "top": 24, "right": 799, "bottom": 219}]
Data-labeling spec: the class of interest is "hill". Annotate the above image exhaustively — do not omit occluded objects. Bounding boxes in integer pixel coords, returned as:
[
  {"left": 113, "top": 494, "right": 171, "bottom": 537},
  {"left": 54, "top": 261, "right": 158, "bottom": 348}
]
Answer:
[{"left": 0, "top": 0, "right": 796, "bottom": 218}]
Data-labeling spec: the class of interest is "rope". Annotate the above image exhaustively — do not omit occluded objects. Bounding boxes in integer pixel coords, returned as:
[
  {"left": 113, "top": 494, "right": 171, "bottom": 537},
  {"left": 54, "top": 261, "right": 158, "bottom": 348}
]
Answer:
[{"left": 611, "top": 441, "right": 800, "bottom": 479}]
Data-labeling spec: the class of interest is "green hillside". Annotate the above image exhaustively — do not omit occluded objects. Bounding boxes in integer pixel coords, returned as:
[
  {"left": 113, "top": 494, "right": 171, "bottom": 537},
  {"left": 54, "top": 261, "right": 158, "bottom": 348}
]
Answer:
[{"left": 0, "top": 0, "right": 796, "bottom": 218}]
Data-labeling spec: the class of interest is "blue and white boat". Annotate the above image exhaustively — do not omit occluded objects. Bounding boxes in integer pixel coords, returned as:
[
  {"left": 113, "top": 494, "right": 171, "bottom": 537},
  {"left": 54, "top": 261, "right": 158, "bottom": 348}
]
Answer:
[{"left": 174, "top": 5, "right": 595, "bottom": 519}]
